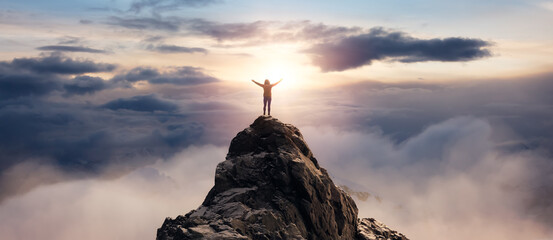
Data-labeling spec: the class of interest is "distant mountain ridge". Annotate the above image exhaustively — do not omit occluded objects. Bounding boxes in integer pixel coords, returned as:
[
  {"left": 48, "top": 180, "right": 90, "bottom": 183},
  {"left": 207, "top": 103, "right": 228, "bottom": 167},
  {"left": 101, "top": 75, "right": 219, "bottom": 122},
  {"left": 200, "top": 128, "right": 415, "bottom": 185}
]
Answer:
[{"left": 157, "top": 116, "right": 408, "bottom": 240}]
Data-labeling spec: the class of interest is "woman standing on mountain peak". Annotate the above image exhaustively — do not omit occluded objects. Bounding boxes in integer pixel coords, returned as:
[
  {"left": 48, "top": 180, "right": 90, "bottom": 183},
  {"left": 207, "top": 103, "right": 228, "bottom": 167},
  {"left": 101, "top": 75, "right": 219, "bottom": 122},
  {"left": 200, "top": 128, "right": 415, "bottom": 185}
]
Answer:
[{"left": 251, "top": 78, "right": 282, "bottom": 116}]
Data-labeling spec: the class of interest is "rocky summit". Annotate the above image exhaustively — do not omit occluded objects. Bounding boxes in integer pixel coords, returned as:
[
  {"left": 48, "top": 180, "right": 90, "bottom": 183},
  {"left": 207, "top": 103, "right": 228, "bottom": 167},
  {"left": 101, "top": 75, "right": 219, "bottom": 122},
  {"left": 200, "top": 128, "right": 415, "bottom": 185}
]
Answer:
[{"left": 157, "top": 116, "right": 409, "bottom": 240}]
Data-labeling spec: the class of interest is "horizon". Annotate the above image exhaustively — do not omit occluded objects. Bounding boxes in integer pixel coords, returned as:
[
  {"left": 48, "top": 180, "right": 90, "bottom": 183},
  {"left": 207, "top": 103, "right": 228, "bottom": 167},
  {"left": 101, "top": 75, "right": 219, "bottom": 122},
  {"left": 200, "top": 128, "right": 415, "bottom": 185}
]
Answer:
[{"left": 1, "top": 0, "right": 553, "bottom": 239}]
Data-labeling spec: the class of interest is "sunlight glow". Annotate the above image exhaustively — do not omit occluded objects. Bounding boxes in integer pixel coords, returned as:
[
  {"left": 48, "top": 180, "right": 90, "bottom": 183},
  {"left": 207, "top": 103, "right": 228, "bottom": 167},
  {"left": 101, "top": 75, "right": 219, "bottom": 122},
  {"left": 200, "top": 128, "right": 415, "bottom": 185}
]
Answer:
[{"left": 254, "top": 60, "right": 307, "bottom": 90}]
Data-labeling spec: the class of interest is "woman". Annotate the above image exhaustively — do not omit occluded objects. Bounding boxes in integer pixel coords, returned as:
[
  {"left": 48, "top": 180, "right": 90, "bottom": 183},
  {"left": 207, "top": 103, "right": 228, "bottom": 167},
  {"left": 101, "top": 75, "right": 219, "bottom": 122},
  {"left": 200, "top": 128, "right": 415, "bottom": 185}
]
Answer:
[{"left": 251, "top": 78, "right": 282, "bottom": 115}]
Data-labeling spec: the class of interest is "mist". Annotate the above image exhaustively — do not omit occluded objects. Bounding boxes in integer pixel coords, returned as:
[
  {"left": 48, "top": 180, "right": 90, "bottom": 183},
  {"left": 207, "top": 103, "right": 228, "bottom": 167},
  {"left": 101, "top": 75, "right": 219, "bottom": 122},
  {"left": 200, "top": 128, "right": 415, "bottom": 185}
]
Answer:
[
  {"left": 0, "top": 145, "right": 225, "bottom": 240},
  {"left": 1, "top": 116, "right": 552, "bottom": 240},
  {"left": 302, "top": 117, "right": 553, "bottom": 240}
]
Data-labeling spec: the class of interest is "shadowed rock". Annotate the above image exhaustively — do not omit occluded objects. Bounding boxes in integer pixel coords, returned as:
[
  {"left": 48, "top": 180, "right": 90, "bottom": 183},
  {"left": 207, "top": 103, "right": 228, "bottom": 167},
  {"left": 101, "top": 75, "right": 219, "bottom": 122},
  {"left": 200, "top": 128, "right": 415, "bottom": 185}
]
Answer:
[{"left": 157, "top": 116, "right": 408, "bottom": 240}]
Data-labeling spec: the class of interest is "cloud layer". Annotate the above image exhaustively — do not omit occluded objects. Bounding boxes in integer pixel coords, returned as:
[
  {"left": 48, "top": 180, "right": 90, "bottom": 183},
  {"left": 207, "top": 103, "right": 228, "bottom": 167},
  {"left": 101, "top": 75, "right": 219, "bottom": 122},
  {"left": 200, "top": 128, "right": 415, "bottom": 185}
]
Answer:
[
  {"left": 0, "top": 54, "right": 223, "bottom": 201},
  {"left": 302, "top": 118, "right": 553, "bottom": 239}
]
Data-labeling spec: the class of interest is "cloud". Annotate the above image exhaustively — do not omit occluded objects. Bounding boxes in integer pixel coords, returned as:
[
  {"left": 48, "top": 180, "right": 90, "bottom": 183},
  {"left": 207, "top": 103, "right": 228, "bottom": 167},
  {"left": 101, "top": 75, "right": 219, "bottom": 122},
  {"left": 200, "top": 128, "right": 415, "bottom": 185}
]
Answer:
[
  {"left": 0, "top": 54, "right": 230, "bottom": 201},
  {"left": 36, "top": 45, "right": 107, "bottom": 54},
  {"left": 5, "top": 53, "right": 116, "bottom": 74},
  {"left": 63, "top": 75, "right": 109, "bottom": 96},
  {"left": 538, "top": 1, "right": 553, "bottom": 11},
  {"left": 107, "top": 16, "right": 183, "bottom": 31},
  {"left": 146, "top": 44, "right": 208, "bottom": 54},
  {"left": 129, "top": 0, "right": 221, "bottom": 13},
  {"left": 0, "top": 54, "right": 117, "bottom": 100},
  {"left": 291, "top": 21, "right": 362, "bottom": 41},
  {"left": 0, "top": 98, "right": 206, "bottom": 200},
  {"left": 106, "top": 17, "right": 358, "bottom": 43},
  {"left": 112, "top": 66, "right": 219, "bottom": 85},
  {"left": 301, "top": 117, "right": 553, "bottom": 240},
  {"left": 334, "top": 74, "right": 553, "bottom": 154},
  {"left": 102, "top": 95, "right": 178, "bottom": 112},
  {"left": 184, "top": 19, "right": 269, "bottom": 41},
  {"left": 57, "top": 36, "right": 82, "bottom": 45},
  {"left": 79, "top": 19, "right": 93, "bottom": 24},
  {"left": 0, "top": 145, "right": 225, "bottom": 240},
  {"left": 0, "top": 69, "right": 61, "bottom": 100},
  {"left": 307, "top": 27, "right": 492, "bottom": 71},
  {"left": 1, "top": 117, "right": 551, "bottom": 240}
]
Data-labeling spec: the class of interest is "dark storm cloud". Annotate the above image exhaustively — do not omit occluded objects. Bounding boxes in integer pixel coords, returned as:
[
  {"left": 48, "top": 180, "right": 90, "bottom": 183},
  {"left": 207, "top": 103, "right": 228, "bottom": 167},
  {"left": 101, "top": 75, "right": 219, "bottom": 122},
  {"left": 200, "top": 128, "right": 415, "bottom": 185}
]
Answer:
[
  {"left": 5, "top": 54, "right": 116, "bottom": 74},
  {"left": 129, "top": 0, "right": 221, "bottom": 13},
  {"left": 102, "top": 95, "right": 178, "bottom": 112},
  {"left": 307, "top": 27, "right": 492, "bottom": 72},
  {"left": 36, "top": 45, "right": 107, "bottom": 54},
  {"left": 63, "top": 76, "right": 109, "bottom": 96},
  {"left": 112, "top": 66, "right": 218, "bottom": 85},
  {"left": 146, "top": 44, "right": 208, "bottom": 54}
]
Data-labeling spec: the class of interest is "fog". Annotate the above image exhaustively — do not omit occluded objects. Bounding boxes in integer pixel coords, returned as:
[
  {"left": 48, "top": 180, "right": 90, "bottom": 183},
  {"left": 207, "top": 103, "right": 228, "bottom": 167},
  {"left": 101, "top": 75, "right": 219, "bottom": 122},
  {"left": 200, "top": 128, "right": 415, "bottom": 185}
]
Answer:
[
  {"left": 303, "top": 117, "right": 553, "bottom": 240},
  {"left": 0, "top": 145, "right": 225, "bottom": 240},
  {"left": 1, "top": 117, "right": 552, "bottom": 240}
]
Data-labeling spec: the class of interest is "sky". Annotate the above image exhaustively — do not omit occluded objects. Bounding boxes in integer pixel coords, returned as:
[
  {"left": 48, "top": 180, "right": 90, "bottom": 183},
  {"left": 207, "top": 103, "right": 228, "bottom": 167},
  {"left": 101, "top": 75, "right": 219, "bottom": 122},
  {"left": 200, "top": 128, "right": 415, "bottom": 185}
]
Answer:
[{"left": 1, "top": 0, "right": 553, "bottom": 239}]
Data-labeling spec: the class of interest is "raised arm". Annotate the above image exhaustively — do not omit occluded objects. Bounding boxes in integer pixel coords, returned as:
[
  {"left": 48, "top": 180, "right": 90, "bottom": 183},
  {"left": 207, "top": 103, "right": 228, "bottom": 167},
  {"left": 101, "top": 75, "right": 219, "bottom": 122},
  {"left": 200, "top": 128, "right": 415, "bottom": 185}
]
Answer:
[
  {"left": 251, "top": 79, "right": 263, "bottom": 87},
  {"left": 271, "top": 79, "right": 283, "bottom": 87}
]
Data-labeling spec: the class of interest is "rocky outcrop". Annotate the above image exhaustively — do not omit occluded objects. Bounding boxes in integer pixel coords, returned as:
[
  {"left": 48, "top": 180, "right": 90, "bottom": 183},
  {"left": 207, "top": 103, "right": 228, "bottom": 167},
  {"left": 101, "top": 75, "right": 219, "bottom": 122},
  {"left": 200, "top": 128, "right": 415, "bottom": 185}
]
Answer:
[
  {"left": 157, "top": 116, "right": 409, "bottom": 240},
  {"left": 357, "top": 218, "right": 408, "bottom": 240}
]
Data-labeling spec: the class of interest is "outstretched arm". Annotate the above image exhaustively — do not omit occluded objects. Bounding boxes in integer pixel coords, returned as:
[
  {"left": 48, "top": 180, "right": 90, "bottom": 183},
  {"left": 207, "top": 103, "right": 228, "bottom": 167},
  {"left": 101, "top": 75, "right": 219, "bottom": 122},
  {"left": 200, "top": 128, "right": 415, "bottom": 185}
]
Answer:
[
  {"left": 251, "top": 79, "right": 263, "bottom": 87},
  {"left": 271, "top": 79, "right": 283, "bottom": 87}
]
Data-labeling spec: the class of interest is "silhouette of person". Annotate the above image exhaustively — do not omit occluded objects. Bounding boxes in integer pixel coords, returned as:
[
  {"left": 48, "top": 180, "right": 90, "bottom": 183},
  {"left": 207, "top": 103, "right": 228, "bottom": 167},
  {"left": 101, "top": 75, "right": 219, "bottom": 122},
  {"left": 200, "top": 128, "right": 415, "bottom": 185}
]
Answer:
[{"left": 252, "top": 79, "right": 282, "bottom": 115}]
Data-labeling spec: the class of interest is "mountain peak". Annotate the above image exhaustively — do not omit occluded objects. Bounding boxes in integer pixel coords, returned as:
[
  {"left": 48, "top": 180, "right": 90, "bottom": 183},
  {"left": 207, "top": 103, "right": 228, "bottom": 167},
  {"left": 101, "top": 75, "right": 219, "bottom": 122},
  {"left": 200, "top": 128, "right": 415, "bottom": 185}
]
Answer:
[{"left": 157, "top": 116, "right": 408, "bottom": 240}]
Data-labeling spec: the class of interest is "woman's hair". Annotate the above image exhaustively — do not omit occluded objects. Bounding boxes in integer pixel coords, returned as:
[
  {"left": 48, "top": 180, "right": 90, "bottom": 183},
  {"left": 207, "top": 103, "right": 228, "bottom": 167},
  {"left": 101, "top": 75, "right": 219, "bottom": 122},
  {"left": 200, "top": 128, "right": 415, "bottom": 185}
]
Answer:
[{"left": 264, "top": 79, "right": 270, "bottom": 85}]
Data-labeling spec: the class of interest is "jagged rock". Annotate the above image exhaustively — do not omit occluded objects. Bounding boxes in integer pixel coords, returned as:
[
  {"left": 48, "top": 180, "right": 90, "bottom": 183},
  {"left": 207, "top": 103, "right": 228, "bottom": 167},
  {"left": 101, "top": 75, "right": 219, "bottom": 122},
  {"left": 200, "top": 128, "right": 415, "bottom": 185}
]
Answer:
[
  {"left": 157, "top": 116, "right": 409, "bottom": 240},
  {"left": 357, "top": 218, "right": 409, "bottom": 240}
]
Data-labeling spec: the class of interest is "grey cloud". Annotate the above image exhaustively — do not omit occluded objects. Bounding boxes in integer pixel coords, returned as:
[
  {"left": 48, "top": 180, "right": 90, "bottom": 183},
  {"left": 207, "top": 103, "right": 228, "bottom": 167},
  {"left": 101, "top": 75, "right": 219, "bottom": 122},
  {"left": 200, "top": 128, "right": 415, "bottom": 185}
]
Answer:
[
  {"left": 0, "top": 69, "right": 61, "bottom": 100},
  {"left": 307, "top": 27, "right": 492, "bottom": 72},
  {"left": 112, "top": 66, "right": 218, "bottom": 85},
  {"left": 63, "top": 76, "right": 109, "bottom": 96},
  {"left": 0, "top": 55, "right": 230, "bottom": 201},
  {"left": 302, "top": 116, "right": 552, "bottom": 240},
  {"left": 146, "top": 44, "right": 208, "bottom": 54},
  {"left": 184, "top": 19, "right": 269, "bottom": 41},
  {"left": 79, "top": 19, "right": 93, "bottom": 24},
  {"left": 0, "top": 55, "right": 116, "bottom": 100},
  {"left": 338, "top": 75, "right": 553, "bottom": 153},
  {"left": 129, "top": 0, "right": 221, "bottom": 13},
  {"left": 106, "top": 17, "right": 359, "bottom": 43},
  {"left": 102, "top": 95, "right": 178, "bottom": 112},
  {"left": 143, "top": 35, "right": 165, "bottom": 42},
  {"left": 36, "top": 45, "right": 107, "bottom": 54},
  {"left": 291, "top": 21, "right": 362, "bottom": 40},
  {"left": 0, "top": 98, "right": 204, "bottom": 200},
  {"left": 107, "top": 17, "right": 269, "bottom": 40},
  {"left": 6, "top": 54, "right": 116, "bottom": 74},
  {"left": 107, "top": 16, "right": 183, "bottom": 31},
  {"left": 57, "top": 36, "right": 82, "bottom": 44}
]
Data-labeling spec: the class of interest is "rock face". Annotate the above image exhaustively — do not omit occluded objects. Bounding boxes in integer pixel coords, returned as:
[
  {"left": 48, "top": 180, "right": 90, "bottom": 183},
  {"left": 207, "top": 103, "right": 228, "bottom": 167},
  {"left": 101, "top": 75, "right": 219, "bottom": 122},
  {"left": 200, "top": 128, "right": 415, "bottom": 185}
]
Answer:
[{"left": 157, "top": 116, "right": 409, "bottom": 240}]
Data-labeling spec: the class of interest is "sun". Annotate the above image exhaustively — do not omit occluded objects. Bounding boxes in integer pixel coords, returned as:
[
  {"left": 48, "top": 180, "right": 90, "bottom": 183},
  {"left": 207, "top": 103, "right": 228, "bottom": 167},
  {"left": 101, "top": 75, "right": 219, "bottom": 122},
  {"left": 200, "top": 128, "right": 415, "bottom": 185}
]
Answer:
[{"left": 257, "top": 61, "right": 305, "bottom": 90}]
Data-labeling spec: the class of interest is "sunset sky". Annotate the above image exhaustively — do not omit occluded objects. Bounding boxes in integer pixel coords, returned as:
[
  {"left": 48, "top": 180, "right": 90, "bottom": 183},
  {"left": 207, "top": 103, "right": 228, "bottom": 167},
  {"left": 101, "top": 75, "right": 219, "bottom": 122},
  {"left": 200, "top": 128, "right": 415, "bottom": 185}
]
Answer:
[{"left": 1, "top": 1, "right": 553, "bottom": 239}]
